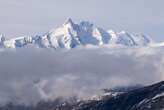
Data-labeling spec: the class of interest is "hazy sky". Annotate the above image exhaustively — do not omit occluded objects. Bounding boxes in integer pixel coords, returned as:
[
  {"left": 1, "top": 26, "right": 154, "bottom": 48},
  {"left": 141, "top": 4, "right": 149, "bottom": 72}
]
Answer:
[{"left": 0, "top": 0, "right": 164, "bottom": 41}]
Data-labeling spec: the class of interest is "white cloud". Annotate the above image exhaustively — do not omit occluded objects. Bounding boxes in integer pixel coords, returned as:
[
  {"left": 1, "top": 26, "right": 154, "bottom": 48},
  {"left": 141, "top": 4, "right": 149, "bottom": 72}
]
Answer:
[{"left": 0, "top": 46, "right": 163, "bottom": 105}]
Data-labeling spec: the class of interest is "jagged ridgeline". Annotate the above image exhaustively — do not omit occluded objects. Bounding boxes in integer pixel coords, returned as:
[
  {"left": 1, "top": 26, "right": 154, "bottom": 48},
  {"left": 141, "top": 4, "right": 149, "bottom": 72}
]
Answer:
[{"left": 0, "top": 18, "right": 157, "bottom": 49}]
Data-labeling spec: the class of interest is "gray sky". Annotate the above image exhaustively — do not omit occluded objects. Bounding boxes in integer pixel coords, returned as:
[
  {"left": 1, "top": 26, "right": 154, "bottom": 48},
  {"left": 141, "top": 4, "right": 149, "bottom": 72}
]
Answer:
[{"left": 0, "top": 0, "right": 164, "bottom": 41}]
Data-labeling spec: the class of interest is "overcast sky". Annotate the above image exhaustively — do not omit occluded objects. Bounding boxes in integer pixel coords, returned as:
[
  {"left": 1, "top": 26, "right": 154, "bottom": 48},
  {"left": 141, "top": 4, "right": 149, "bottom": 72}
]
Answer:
[{"left": 0, "top": 0, "right": 164, "bottom": 41}]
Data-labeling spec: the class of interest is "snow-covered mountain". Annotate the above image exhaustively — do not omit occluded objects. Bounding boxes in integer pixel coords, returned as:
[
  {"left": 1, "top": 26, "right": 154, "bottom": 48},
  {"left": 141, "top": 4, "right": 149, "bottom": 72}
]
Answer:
[
  {"left": 0, "top": 81, "right": 163, "bottom": 110},
  {"left": 0, "top": 18, "right": 158, "bottom": 49}
]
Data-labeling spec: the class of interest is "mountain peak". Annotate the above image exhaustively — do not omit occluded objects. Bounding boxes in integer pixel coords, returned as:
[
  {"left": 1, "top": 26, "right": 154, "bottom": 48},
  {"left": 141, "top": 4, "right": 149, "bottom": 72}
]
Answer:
[
  {"left": 119, "top": 31, "right": 128, "bottom": 34},
  {"left": 0, "top": 19, "right": 158, "bottom": 49},
  {"left": 0, "top": 34, "right": 5, "bottom": 42},
  {"left": 64, "top": 18, "right": 74, "bottom": 26},
  {"left": 108, "top": 30, "right": 116, "bottom": 34}
]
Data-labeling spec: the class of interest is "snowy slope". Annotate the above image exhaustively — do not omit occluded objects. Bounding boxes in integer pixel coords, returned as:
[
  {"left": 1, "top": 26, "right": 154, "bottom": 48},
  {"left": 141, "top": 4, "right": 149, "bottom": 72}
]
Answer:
[
  {"left": 0, "top": 18, "right": 156, "bottom": 49},
  {"left": 0, "top": 81, "right": 163, "bottom": 110}
]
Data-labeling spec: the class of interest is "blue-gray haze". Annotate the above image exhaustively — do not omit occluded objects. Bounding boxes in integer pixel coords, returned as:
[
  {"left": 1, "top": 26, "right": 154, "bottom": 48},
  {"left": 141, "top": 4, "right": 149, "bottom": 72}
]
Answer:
[{"left": 0, "top": 0, "right": 163, "bottom": 41}]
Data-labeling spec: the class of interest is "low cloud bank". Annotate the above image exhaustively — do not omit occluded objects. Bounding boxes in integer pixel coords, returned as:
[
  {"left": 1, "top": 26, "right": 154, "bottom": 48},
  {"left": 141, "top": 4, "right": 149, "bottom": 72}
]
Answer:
[{"left": 0, "top": 46, "right": 163, "bottom": 105}]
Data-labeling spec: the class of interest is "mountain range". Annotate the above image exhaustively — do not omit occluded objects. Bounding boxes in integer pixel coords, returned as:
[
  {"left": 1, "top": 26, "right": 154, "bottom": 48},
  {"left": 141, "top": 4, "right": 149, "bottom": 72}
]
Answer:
[
  {"left": 0, "top": 18, "right": 164, "bottom": 49},
  {"left": 0, "top": 81, "right": 164, "bottom": 110}
]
